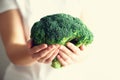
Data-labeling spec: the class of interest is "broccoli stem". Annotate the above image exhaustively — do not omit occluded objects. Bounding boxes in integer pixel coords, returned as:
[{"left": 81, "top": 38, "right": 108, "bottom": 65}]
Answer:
[{"left": 51, "top": 57, "right": 62, "bottom": 68}]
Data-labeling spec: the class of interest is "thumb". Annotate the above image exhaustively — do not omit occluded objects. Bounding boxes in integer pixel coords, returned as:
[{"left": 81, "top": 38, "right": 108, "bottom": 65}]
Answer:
[{"left": 27, "top": 39, "right": 32, "bottom": 48}]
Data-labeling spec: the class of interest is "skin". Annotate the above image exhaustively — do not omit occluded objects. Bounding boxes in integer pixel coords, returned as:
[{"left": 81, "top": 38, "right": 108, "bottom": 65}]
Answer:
[
  {"left": 57, "top": 42, "right": 84, "bottom": 67},
  {"left": 0, "top": 9, "right": 84, "bottom": 67}
]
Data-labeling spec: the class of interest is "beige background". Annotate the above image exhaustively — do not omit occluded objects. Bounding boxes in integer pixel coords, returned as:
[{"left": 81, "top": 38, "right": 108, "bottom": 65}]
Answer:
[
  {"left": 0, "top": 0, "right": 120, "bottom": 80},
  {"left": 75, "top": 0, "right": 120, "bottom": 80}
]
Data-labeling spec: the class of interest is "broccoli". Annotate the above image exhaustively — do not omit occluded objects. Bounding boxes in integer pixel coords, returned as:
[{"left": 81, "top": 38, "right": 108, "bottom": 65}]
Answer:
[{"left": 30, "top": 13, "right": 94, "bottom": 68}]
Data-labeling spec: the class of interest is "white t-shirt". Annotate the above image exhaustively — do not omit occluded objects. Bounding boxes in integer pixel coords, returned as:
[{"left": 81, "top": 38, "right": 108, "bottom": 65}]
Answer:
[{"left": 0, "top": 0, "right": 83, "bottom": 80}]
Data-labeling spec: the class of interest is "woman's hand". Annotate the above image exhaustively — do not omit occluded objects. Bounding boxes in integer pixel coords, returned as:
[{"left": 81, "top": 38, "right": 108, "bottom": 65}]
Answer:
[
  {"left": 27, "top": 40, "right": 60, "bottom": 63},
  {"left": 57, "top": 42, "right": 84, "bottom": 67}
]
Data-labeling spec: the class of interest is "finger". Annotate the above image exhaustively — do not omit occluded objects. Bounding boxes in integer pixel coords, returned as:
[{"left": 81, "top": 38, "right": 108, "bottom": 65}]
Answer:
[
  {"left": 39, "top": 44, "right": 60, "bottom": 63},
  {"left": 66, "top": 42, "right": 80, "bottom": 54},
  {"left": 41, "top": 49, "right": 57, "bottom": 61},
  {"left": 32, "top": 45, "right": 55, "bottom": 58},
  {"left": 58, "top": 50, "right": 73, "bottom": 64},
  {"left": 38, "top": 59, "right": 44, "bottom": 63},
  {"left": 30, "top": 44, "right": 48, "bottom": 54},
  {"left": 57, "top": 55, "right": 68, "bottom": 67},
  {"left": 59, "top": 45, "right": 73, "bottom": 57},
  {"left": 79, "top": 45, "right": 84, "bottom": 51},
  {"left": 27, "top": 39, "right": 32, "bottom": 48},
  {"left": 40, "top": 45, "right": 59, "bottom": 63},
  {"left": 45, "top": 49, "right": 59, "bottom": 63}
]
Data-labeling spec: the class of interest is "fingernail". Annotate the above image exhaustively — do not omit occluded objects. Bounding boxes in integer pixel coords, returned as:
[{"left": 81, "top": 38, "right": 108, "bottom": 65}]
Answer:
[
  {"left": 43, "top": 44, "right": 48, "bottom": 47},
  {"left": 56, "top": 44, "right": 61, "bottom": 48},
  {"left": 67, "top": 42, "right": 71, "bottom": 45},
  {"left": 59, "top": 45, "right": 63, "bottom": 49}
]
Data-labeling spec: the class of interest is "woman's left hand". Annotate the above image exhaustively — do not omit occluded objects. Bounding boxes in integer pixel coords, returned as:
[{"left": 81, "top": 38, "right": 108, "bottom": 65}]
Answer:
[{"left": 57, "top": 42, "right": 84, "bottom": 67}]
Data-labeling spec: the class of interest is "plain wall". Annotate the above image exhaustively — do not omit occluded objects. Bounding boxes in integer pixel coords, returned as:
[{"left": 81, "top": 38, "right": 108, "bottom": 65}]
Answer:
[{"left": 75, "top": 0, "right": 120, "bottom": 80}]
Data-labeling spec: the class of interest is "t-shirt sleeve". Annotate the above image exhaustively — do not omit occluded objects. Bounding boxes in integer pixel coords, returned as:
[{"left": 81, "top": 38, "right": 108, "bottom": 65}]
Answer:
[{"left": 0, "top": 0, "right": 18, "bottom": 13}]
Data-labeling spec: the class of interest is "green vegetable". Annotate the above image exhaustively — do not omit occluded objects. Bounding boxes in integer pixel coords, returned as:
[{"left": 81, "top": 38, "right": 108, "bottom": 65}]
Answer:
[{"left": 30, "top": 13, "right": 94, "bottom": 68}]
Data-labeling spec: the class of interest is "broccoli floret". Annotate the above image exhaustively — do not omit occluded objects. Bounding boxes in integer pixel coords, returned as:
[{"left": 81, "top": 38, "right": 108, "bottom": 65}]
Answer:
[{"left": 30, "top": 13, "right": 94, "bottom": 68}]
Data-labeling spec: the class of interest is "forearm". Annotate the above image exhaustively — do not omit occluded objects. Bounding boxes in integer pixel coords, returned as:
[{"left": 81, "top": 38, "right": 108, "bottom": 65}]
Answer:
[
  {"left": 0, "top": 9, "right": 36, "bottom": 66},
  {"left": 5, "top": 43, "right": 37, "bottom": 66}
]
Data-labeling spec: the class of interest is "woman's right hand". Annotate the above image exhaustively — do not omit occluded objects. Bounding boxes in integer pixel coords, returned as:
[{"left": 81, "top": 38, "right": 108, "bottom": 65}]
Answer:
[{"left": 27, "top": 40, "right": 60, "bottom": 64}]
